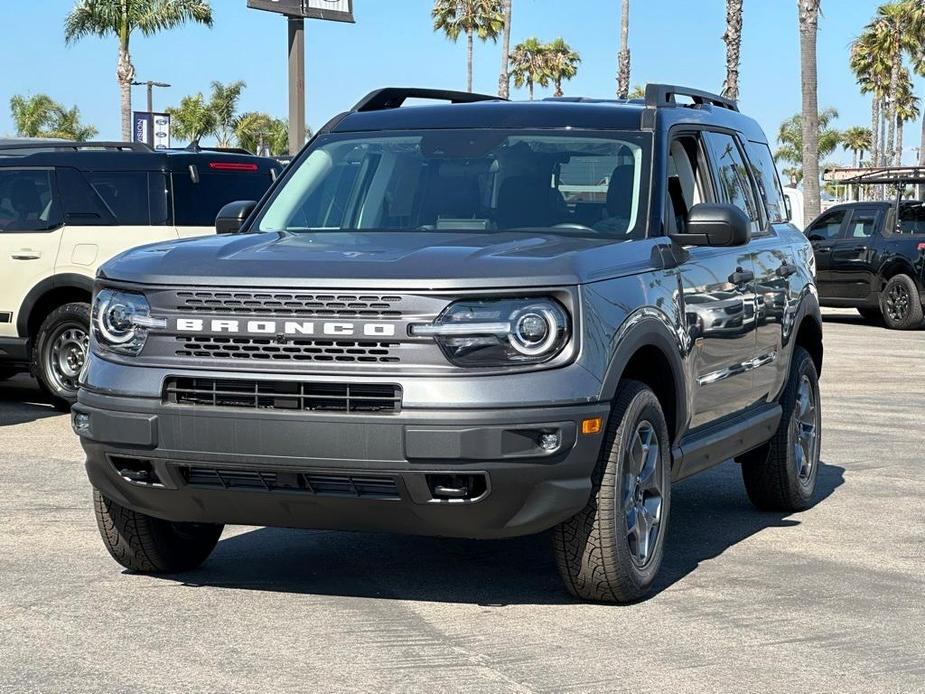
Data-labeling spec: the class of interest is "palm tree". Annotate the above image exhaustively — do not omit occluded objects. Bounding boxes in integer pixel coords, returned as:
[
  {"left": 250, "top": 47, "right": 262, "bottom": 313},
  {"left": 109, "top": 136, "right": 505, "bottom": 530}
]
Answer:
[
  {"left": 863, "top": 1, "right": 925, "bottom": 167},
  {"left": 841, "top": 126, "right": 872, "bottom": 168},
  {"left": 432, "top": 0, "right": 505, "bottom": 93},
  {"left": 617, "top": 0, "right": 631, "bottom": 99},
  {"left": 850, "top": 28, "right": 889, "bottom": 168},
  {"left": 209, "top": 80, "right": 246, "bottom": 148},
  {"left": 722, "top": 0, "right": 744, "bottom": 100},
  {"left": 9, "top": 94, "right": 98, "bottom": 141},
  {"left": 65, "top": 0, "right": 213, "bottom": 141},
  {"left": 497, "top": 0, "right": 512, "bottom": 98},
  {"left": 510, "top": 37, "right": 550, "bottom": 100},
  {"left": 234, "top": 112, "right": 293, "bottom": 155},
  {"left": 775, "top": 108, "right": 840, "bottom": 183},
  {"left": 628, "top": 84, "right": 646, "bottom": 99},
  {"left": 894, "top": 70, "right": 920, "bottom": 165},
  {"left": 167, "top": 93, "right": 217, "bottom": 146},
  {"left": 547, "top": 38, "right": 580, "bottom": 97},
  {"left": 47, "top": 106, "right": 99, "bottom": 141},
  {"left": 798, "top": 0, "right": 822, "bottom": 221},
  {"left": 9, "top": 94, "right": 59, "bottom": 137}
]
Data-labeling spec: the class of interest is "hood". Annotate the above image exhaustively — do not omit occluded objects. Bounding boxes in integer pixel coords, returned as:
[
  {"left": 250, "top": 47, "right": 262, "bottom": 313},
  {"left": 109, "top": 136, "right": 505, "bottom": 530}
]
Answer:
[{"left": 101, "top": 231, "right": 659, "bottom": 289}]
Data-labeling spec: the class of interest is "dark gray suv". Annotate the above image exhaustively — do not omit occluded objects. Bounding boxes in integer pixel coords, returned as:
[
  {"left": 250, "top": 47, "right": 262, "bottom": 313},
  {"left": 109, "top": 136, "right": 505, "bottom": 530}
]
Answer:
[{"left": 74, "top": 85, "right": 823, "bottom": 602}]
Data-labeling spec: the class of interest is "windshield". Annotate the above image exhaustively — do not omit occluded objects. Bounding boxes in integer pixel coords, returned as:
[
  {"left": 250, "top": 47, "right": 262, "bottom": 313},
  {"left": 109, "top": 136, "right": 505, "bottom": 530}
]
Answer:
[{"left": 255, "top": 130, "right": 650, "bottom": 239}]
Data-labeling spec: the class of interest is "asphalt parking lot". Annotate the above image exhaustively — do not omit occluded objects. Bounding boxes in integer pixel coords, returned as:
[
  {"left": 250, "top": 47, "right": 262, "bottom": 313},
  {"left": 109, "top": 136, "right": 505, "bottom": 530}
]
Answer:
[{"left": 1, "top": 309, "right": 923, "bottom": 693}]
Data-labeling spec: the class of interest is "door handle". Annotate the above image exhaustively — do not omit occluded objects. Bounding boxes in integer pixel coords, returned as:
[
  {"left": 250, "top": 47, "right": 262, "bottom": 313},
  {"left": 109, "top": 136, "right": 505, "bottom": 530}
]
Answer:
[
  {"left": 851, "top": 245, "right": 868, "bottom": 251},
  {"left": 815, "top": 246, "right": 831, "bottom": 253},
  {"left": 729, "top": 268, "right": 754, "bottom": 285},
  {"left": 11, "top": 250, "right": 42, "bottom": 260},
  {"left": 776, "top": 263, "right": 798, "bottom": 278}
]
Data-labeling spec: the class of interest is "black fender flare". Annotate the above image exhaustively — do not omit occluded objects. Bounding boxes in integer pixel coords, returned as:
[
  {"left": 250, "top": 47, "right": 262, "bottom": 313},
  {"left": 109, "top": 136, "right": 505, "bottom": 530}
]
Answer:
[
  {"left": 786, "top": 286, "right": 823, "bottom": 374},
  {"left": 16, "top": 273, "right": 94, "bottom": 337},
  {"left": 598, "top": 308, "right": 690, "bottom": 443}
]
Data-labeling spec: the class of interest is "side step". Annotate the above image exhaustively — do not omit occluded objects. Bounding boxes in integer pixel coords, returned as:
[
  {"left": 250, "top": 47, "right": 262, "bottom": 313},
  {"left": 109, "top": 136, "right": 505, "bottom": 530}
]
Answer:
[{"left": 671, "top": 404, "right": 781, "bottom": 482}]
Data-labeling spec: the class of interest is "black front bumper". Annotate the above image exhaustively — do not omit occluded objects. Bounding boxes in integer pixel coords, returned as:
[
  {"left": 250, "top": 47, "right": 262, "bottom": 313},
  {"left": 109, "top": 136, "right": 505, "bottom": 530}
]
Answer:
[{"left": 75, "top": 389, "right": 609, "bottom": 539}]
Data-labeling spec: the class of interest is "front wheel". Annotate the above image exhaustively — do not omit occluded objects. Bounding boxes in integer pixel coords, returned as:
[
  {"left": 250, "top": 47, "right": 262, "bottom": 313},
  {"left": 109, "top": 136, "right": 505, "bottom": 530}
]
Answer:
[
  {"left": 880, "top": 274, "right": 924, "bottom": 330},
  {"left": 552, "top": 380, "right": 671, "bottom": 603},
  {"left": 31, "top": 302, "right": 90, "bottom": 411},
  {"left": 739, "top": 346, "right": 821, "bottom": 511},
  {"left": 94, "top": 490, "right": 223, "bottom": 573}
]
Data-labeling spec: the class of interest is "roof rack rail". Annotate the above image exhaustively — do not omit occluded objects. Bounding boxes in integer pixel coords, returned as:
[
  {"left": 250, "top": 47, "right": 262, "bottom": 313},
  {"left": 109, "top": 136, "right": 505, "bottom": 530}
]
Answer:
[
  {"left": 836, "top": 166, "right": 925, "bottom": 186},
  {"left": 0, "top": 140, "right": 152, "bottom": 152},
  {"left": 644, "top": 84, "right": 738, "bottom": 112},
  {"left": 352, "top": 87, "right": 502, "bottom": 112}
]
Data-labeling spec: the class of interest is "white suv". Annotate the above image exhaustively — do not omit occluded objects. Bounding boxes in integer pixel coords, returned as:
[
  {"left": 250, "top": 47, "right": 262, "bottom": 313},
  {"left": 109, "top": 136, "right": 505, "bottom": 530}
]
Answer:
[{"left": 0, "top": 141, "right": 281, "bottom": 408}]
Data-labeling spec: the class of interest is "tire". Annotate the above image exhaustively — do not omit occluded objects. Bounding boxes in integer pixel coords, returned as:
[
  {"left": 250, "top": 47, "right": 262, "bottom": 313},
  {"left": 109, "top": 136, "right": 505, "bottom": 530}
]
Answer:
[
  {"left": 880, "top": 274, "right": 924, "bottom": 330},
  {"left": 739, "top": 346, "right": 821, "bottom": 512},
  {"left": 552, "top": 380, "right": 672, "bottom": 603},
  {"left": 94, "top": 489, "right": 223, "bottom": 573},
  {"left": 856, "top": 306, "right": 882, "bottom": 323},
  {"left": 31, "top": 302, "right": 90, "bottom": 411}
]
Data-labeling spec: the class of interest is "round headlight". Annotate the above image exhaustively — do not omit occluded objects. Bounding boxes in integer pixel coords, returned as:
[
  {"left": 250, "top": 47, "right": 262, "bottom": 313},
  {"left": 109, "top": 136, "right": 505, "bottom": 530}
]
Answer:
[
  {"left": 510, "top": 307, "right": 560, "bottom": 356},
  {"left": 92, "top": 289, "right": 158, "bottom": 355},
  {"left": 98, "top": 294, "right": 138, "bottom": 344}
]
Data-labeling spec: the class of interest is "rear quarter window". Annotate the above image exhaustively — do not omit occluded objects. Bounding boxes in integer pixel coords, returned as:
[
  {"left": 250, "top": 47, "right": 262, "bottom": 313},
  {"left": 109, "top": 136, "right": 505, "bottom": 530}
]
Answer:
[{"left": 745, "top": 141, "right": 788, "bottom": 224}]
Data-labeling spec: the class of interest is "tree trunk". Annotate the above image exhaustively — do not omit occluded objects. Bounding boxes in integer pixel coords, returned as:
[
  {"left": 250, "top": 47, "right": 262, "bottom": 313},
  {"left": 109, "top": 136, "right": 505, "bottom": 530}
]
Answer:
[
  {"left": 853, "top": 149, "right": 858, "bottom": 169},
  {"left": 554, "top": 79, "right": 563, "bottom": 98},
  {"left": 798, "top": 0, "right": 821, "bottom": 222},
  {"left": 871, "top": 96, "right": 880, "bottom": 169},
  {"left": 886, "top": 33, "right": 901, "bottom": 168},
  {"left": 117, "top": 41, "right": 135, "bottom": 142},
  {"left": 466, "top": 29, "right": 474, "bottom": 93},
  {"left": 498, "top": 0, "right": 512, "bottom": 98},
  {"left": 896, "top": 115, "right": 904, "bottom": 167},
  {"left": 722, "top": 0, "right": 743, "bottom": 100},
  {"left": 881, "top": 97, "right": 889, "bottom": 168},
  {"left": 528, "top": 80, "right": 534, "bottom": 101},
  {"left": 918, "top": 113, "right": 925, "bottom": 199},
  {"left": 617, "top": 0, "right": 630, "bottom": 98}
]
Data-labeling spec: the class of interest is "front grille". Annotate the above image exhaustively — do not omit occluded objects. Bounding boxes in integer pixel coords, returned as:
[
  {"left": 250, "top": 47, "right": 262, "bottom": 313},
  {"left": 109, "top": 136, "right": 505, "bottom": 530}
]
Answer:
[
  {"left": 164, "top": 377, "right": 402, "bottom": 413},
  {"left": 174, "top": 336, "right": 401, "bottom": 363},
  {"left": 175, "top": 291, "right": 404, "bottom": 319},
  {"left": 182, "top": 466, "right": 400, "bottom": 500}
]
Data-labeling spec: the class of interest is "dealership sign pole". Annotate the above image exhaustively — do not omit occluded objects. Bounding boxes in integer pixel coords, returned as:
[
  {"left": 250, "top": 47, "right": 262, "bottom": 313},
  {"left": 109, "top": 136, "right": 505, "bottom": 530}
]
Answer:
[{"left": 246, "top": 0, "right": 355, "bottom": 155}]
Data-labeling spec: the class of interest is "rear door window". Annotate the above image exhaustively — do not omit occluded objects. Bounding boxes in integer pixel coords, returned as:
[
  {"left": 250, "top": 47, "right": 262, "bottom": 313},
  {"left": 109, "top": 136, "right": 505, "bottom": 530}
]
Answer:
[
  {"left": 844, "top": 208, "right": 880, "bottom": 239},
  {"left": 56, "top": 168, "right": 116, "bottom": 226},
  {"left": 703, "top": 132, "right": 761, "bottom": 232},
  {"left": 84, "top": 171, "right": 151, "bottom": 226},
  {"left": 745, "top": 141, "right": 787, "bottom": 224},
  {"left": 0, "top": 168, "right": 62, "bottom": 232},
  {"left": 172, "top": 168, "right": 277, "bottom": 227}
]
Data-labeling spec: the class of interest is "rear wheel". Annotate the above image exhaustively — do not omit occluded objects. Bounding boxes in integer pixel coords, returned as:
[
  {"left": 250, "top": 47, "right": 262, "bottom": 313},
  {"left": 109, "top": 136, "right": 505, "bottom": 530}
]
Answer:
[
  {"left": 31, "top": 302, "right": 90, "bottom": 411},
  {"left": 856, "top": 306, "right": 881, "bottom": 323},
  {"left": 739, "top": 346, "right": 821, "bottom": 512},
  {"left": 880, "top": 274, "right": 924, "bottom": 330},
  {"left": 94, "top": 489, "right": 223, "bottom": 573},
  {"left": 552, "top": 380, "right": 671, "bottom": 603}
]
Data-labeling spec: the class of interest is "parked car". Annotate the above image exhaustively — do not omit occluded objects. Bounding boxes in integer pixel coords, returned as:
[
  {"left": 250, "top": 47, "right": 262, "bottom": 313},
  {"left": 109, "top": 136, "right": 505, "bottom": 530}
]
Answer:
[
  {"left": 804, "top": 199, "right": 925, "bottom": 329},
  {"left": 74, "top": 85, "right": 823, "bottom": 602},
  {"left": 0, "top": 141, "right": 281, "bottom": 407}
]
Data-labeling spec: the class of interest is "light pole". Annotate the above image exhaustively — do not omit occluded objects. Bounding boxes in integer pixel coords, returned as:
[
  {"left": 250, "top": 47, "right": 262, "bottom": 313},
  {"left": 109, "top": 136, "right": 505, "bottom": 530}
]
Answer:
[{"left": 131, "top": 80, "right": 171, "bottom": 145}]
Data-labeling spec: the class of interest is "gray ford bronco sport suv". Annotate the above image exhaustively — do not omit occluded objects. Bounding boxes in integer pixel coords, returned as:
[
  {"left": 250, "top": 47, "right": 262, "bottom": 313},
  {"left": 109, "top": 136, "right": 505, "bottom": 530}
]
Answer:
[{"left": 74, "top": 85, "right": 823, "bottom": 602}]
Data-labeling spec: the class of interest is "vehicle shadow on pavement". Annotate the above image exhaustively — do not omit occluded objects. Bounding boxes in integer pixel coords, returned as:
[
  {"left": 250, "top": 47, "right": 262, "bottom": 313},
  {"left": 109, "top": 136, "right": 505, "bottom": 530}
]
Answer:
[
  {"left": 163, "top": 461, "right": 845, "bottom": 606},
  {"left": 0, "top": 376, "right": 59, "bottom": 427}
]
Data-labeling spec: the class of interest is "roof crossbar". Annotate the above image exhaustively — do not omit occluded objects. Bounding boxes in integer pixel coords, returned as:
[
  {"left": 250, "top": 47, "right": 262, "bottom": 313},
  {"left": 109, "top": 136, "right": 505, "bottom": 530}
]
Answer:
[
  {"left": 352, "top": 87, "right": 503, "bottom": 113},
  {"left": 644, "top": 84, "right": 739, "bottom": 112}
]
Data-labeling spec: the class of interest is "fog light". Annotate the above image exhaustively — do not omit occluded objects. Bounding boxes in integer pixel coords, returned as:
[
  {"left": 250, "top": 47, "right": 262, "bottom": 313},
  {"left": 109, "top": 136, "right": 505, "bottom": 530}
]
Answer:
[
  {"left": 73, "top": 412, "right": 90, "bottom": 434},
  {"left": 539, "top": 432, "right": 561, "bottom": 451}
]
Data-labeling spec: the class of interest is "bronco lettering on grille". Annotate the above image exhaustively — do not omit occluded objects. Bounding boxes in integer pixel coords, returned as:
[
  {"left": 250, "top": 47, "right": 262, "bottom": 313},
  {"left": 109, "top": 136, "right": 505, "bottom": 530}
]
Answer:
[{"left": 174, "top": 318, "right": 397, "bottom": 338}]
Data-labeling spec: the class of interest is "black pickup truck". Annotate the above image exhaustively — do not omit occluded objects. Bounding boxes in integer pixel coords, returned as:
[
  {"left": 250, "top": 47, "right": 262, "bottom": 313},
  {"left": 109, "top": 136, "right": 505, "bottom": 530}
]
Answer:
[{"left": 805, "top": 200, "right": 925, "bottom": 329}]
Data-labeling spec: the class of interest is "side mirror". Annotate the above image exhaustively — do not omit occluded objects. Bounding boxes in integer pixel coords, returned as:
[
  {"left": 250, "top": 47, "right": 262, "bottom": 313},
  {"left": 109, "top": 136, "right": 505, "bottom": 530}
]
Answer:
[
  {"left": 215, "top": 200, "right": 257, "bottom": 234},
  {"left": 671, "top": 203, "right": 751, "bottom": 247}
]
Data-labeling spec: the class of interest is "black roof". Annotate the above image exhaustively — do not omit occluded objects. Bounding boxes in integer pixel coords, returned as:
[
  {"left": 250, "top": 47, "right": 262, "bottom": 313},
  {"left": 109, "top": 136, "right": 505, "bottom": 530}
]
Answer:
[
  {"left": 326, "top": 84, "right": 768, "bottom": 143},
  {"left": 0, "top": 146, "right": 282, "bottom": 173}
]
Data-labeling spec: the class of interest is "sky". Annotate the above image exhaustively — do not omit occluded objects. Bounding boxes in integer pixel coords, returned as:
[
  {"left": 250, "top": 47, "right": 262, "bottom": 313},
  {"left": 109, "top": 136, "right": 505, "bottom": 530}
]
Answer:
[{"left": 0, "top": 1, "right": 919, "bottom": 165}]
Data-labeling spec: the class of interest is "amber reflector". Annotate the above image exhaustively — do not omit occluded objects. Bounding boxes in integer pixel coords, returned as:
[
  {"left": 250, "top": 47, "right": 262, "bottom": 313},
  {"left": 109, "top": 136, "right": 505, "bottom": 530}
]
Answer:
[{"left": 581, "top": 417, "right": 603, "bottom": 435}]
